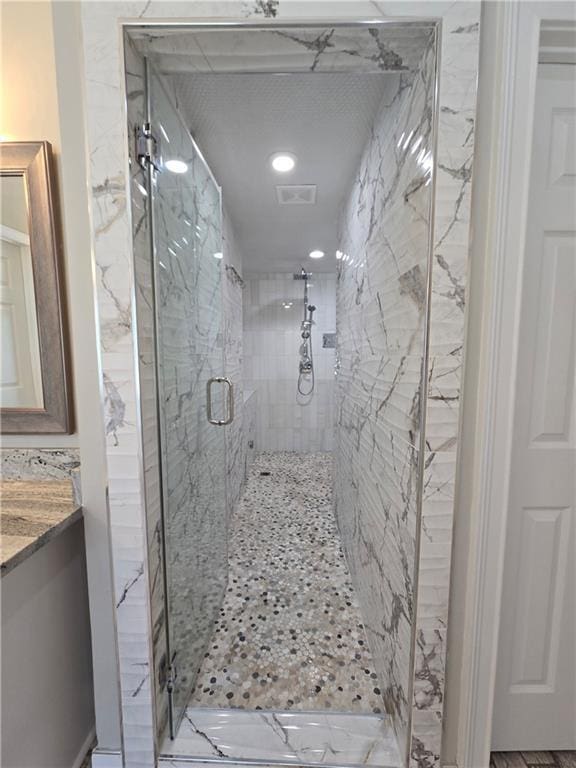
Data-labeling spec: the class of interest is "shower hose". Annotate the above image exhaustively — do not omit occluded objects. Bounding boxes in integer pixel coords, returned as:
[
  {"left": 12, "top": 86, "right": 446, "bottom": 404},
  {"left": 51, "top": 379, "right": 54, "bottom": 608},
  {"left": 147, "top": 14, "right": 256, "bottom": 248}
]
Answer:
[{"left": 297, "top": 333, "right": 315, "bottom": 399}]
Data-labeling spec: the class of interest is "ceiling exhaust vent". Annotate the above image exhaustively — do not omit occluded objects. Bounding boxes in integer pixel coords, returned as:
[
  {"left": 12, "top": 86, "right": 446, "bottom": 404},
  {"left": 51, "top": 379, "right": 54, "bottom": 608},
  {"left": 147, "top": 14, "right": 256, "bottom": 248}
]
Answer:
[{"left": 276, "top": 185, "right": 317, "bottom": 205}]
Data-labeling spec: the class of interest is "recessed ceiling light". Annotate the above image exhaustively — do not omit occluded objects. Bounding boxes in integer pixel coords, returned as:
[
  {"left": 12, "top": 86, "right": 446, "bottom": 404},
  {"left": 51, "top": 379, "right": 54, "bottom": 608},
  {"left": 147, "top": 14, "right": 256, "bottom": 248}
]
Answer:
[
  {"left": 271, "top": 153, "right": 296, "bottom": 173},
  {"left": 213, "top": 252, "right": 223, "bottom": 260},
  {"left": 309, "top": 250, "right": 324, "bottom": 259},
  {"left": 165, "top": 159, "right": 188, "bottom": 174}
]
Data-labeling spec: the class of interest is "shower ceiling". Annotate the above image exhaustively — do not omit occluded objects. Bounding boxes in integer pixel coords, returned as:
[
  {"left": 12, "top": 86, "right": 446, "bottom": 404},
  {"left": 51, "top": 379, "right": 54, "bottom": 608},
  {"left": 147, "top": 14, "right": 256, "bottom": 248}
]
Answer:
[{"left": 168, "top": 71, "right": 398, "bottom": 273}]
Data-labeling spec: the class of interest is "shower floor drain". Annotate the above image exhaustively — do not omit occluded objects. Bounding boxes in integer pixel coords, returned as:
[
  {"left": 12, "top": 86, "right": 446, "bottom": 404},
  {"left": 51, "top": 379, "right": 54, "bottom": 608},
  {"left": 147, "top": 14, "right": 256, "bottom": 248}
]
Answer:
[{"left": 259, "top": 471, "right": 271, "bottom": 476}]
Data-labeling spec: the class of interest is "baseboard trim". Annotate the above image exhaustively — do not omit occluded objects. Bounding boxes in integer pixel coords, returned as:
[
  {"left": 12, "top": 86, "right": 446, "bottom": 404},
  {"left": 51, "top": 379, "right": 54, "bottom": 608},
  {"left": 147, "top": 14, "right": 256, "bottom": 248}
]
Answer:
[
  {"left": 72, "top": 727, "right": 97, "bottom": 768},
  {"left": 90, "top": 748, "right": 123, "bottom": 768}
]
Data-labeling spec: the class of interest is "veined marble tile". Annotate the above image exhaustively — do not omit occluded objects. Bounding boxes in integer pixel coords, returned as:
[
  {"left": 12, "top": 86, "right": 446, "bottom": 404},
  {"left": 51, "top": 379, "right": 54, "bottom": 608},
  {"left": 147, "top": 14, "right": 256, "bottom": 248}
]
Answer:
[
  {"left": 135, "top": 25, "right": 434, "bottom": 76},
  {"left": 335, "top": 37, "right": 436, "bottom": 752},
  {"left": 81, "top": 3, "right": 479, "bottom": 766},
  {"left": 410, "top": 4, "right": 479, "bottom": 767},
  {"left": 159, "top": 763, "right": 299, "bottom": 768},
  {"left": 163, "top": 709, "right": 401, "bottom": 767}
]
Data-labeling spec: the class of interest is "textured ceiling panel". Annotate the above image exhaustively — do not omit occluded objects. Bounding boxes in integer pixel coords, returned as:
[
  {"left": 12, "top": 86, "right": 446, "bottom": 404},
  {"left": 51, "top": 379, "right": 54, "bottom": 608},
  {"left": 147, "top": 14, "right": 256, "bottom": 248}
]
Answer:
[{"left": 171, "top": 71, "right": 400, "bottom": 273}]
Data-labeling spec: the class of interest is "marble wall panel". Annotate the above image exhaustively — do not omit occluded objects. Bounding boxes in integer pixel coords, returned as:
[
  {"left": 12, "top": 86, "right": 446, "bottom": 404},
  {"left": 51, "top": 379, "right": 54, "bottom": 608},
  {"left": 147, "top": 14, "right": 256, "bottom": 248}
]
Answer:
[
  {"left": 135, "top": 23, "right": 433, "bottom": 76},
  {"left": 335, "top": 41, "right": 435, "bottom": 753},
  {"left": 410, "top": 4, "right": 480, "bottom": 764}
]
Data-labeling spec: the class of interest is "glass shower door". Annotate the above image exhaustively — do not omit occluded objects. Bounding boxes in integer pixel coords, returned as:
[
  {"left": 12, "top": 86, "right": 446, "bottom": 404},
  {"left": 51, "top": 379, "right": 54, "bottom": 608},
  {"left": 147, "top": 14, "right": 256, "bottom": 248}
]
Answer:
[{"left": 148, "top": 68, "right": 229, "bottom": 736}]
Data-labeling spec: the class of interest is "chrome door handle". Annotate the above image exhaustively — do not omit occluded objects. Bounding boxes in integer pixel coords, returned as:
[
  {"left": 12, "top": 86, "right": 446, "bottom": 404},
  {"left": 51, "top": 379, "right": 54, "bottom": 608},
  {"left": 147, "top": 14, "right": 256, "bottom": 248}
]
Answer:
[{"left": 206, "top": 376, "right": 234, "bottom": 426}]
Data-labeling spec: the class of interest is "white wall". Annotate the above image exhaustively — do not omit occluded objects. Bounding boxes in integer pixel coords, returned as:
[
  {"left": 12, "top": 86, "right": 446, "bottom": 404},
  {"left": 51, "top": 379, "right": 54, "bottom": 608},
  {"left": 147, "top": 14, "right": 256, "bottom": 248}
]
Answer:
[
  {"left": 52, "top": 3, "right": 121, "bottom": 748},
  {"left": 243, "top": 272, "right": 336, "bottom": 453},
  {"left": 0, "top": 0, "right": 121, "bottom": 749},
  {"left": 1, "top": 521, "right": 95, "bottom": 768},
  {"left": 441, "top": 5, "right": 502, "bottom": 763},
  {"left": 0, "top": 1, "right": 75, "bottom": 449}
]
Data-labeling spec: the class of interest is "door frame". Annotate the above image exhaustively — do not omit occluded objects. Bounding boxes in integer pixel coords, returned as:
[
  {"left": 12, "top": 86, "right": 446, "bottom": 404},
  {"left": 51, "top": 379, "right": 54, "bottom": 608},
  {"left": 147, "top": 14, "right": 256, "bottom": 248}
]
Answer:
[
  {"left": 456, "top": 2, "right": 576, "bottom": 766},
  {"left": 123, "top": 17, "right": 445, "bottom": 762}
]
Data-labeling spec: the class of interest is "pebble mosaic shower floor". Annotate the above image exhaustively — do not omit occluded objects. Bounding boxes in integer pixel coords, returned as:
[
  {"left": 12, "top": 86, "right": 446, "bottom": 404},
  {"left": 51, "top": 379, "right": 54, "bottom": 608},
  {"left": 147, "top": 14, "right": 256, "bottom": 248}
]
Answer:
[{"left": 188, "top": 452, "right": 385, "bottom": 713}]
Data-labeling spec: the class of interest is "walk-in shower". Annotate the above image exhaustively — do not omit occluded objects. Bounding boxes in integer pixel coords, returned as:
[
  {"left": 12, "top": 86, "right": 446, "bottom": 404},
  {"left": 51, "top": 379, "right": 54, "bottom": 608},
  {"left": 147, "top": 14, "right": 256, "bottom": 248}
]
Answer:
[
  {"left": 294, "top": 269, "right": 316, "bottom": 398},
  {"left": 123, "top": 17, "right": 442, "bottom": 768}
]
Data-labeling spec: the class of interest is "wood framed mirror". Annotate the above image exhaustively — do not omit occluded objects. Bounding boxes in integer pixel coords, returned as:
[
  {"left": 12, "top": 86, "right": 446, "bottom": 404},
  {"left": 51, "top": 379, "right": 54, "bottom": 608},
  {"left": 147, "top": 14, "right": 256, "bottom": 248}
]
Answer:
[{"left": 0, "top": 141, "right": 73, "bottom": 433}]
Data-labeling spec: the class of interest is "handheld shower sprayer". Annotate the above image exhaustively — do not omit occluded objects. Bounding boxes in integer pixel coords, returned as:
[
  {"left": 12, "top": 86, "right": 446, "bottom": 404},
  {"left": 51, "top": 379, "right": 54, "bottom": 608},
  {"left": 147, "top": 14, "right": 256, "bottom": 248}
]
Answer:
[{"left": 293, "top": 270, "right": 316, "bottom": 399}]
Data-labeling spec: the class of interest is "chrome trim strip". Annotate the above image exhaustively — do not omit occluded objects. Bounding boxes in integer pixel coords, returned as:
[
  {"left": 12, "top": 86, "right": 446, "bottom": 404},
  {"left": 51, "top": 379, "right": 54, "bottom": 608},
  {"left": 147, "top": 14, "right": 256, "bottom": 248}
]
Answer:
[{"left": 125, "top": 18, "right": 438, "bottom": 31}]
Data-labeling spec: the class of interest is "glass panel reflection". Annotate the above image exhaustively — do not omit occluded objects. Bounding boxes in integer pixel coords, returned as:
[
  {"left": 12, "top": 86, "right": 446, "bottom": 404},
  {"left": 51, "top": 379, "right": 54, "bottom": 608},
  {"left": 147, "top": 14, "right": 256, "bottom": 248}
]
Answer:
[{"left": 150, "top": 70, "right": 228, "bottom": 732}]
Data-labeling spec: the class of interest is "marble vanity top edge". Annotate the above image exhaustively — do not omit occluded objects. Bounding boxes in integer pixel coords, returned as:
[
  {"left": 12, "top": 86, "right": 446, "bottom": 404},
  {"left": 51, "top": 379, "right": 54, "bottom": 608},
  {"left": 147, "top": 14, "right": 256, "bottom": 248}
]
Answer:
[{"left": 1, "top": 479, "right": 83, "bottom": 578}]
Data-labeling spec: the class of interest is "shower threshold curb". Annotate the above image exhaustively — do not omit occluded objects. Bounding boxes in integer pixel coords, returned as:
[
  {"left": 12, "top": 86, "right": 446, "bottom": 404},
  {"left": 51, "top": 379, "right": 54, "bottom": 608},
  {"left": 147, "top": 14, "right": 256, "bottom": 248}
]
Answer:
[
  {"left": 160, "top": 708, "right": 401, "bottom": 768},
  {"left": 158, "top": 757, "right": 401, "bottom": 768}
]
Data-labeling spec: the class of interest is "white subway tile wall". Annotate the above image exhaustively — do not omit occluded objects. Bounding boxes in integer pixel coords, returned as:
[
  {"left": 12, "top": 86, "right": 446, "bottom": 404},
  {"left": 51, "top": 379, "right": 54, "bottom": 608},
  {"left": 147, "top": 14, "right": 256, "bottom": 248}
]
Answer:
[{"left": 243, "top": 272, "right": 336, "bottom": 453}]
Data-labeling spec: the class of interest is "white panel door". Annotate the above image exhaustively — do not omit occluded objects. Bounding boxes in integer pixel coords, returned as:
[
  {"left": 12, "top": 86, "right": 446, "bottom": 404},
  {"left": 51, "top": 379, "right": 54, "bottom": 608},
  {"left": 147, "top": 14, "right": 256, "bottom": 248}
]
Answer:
[
  {"left": 0, "top": 226, "right": 43, "bottom": 408},
  {"left": 492, "top": 63, "right": 576, "bottom": 749}
]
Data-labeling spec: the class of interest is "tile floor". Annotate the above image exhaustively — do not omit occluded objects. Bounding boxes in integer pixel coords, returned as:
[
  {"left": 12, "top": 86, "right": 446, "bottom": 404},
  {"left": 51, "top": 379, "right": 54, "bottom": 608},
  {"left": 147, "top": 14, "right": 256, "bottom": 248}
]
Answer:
[
  {"left": 491, "top": 753, "right": 576, "bottom": 768},
  {"left": 188, "top": 452, "right": 385, "bottom": 713}
]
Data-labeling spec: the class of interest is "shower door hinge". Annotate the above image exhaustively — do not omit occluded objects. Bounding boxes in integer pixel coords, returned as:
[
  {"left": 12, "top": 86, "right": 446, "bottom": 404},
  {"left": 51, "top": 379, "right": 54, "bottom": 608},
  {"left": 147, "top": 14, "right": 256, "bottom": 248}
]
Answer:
[
  {"left": 167, "top": 662, "right": 177, "bottom": 693},
  {"left": 136, "top": 122, "right": 158, "bottom": 170}
]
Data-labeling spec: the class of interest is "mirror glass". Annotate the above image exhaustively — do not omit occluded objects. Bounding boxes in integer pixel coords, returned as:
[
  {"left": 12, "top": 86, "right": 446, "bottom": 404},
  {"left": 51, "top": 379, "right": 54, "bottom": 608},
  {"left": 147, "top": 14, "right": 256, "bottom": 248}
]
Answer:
[{"left": 0, "top": 173, "right": 44, "bottom": 408}]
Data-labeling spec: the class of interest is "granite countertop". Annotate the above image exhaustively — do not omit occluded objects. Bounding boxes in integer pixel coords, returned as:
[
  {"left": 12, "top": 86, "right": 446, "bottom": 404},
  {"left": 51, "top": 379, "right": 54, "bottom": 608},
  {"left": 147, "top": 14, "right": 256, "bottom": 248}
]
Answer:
[{"left": 0, "top": 480, "right": 82, "bottom": 577}]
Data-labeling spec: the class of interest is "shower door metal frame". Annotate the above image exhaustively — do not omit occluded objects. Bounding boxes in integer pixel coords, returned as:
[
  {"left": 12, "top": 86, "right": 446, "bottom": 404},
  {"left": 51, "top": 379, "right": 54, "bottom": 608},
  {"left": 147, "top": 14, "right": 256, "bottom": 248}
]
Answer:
[
  {"left": 142, "top": 56, "right": 175, "bottom": 740},
  {"left": 124, "top": 16, "right": 442, "bottom": 765},
  {"left": 141, "top": 56, "right": 229, "bottom": 740}
]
